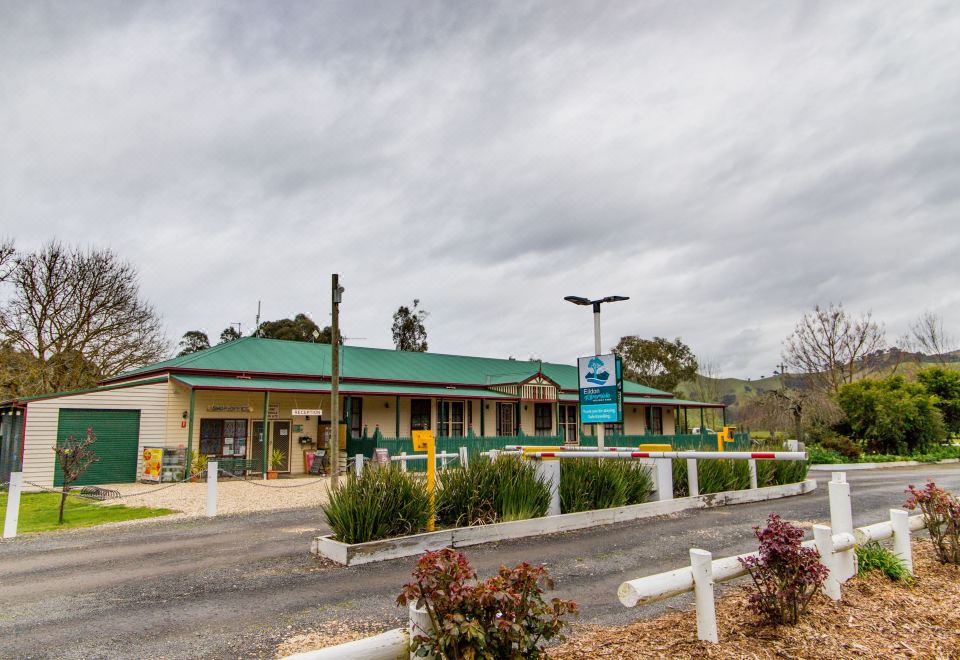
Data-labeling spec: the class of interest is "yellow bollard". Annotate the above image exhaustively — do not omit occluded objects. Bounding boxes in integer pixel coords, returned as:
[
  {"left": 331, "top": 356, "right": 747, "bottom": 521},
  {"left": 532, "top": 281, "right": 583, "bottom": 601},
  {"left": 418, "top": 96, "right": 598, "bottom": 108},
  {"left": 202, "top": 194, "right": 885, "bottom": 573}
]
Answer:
[{"left": 413, "top": 430, "right": 437, "bottom": 531}]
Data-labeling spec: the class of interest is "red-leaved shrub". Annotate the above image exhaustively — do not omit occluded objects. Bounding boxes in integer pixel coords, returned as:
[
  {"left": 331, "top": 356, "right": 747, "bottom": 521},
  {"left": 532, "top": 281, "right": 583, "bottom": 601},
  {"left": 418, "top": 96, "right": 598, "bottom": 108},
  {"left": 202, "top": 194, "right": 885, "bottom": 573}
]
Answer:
[
  {"left": 905, "top": 481, "right": 960, "bottom": 564},
  {"left": 738, "top": 514, "right": 829, "bottom": 625},
  {"left": 396, "top": 548, "right": 577, "bottom": 658}
]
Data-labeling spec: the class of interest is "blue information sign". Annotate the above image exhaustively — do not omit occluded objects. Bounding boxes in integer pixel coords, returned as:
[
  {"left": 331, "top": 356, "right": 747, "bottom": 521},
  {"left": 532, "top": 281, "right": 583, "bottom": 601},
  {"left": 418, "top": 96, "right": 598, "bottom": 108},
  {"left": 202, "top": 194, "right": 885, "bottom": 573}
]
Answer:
[{"left": 578, "top": 354, "right": 623, "bottom": 424}]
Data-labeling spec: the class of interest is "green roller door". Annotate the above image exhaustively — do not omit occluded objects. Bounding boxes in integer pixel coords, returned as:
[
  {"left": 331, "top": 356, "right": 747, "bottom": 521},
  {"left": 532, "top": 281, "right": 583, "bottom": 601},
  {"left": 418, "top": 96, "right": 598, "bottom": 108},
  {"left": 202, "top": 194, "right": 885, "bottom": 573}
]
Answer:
[{"left": 54, "top": 409, "right": 141, "bottom": 486}]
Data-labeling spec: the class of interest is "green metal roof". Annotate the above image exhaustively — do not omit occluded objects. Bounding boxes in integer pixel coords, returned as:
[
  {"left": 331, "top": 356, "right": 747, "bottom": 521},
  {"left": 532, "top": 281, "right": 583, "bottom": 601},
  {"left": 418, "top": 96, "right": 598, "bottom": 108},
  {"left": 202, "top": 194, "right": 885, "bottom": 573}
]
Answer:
[
  {"left": 115, "top": 337, "right": 675, "bottom": 396},
  {"left": 170, "top": 374, "right": 517, "bottom": 399}
]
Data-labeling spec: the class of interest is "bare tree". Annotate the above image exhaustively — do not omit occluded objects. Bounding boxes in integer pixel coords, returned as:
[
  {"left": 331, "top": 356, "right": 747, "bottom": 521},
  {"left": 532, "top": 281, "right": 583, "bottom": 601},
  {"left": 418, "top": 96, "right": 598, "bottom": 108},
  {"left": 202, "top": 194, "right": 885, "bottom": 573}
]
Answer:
[
  {"left": 782, "top": 304, "right": 886, "bottom": 393},
  {"left": 690, "top": 356, "right": 724, "bottom": 429},
  {"left": 0, "top": 239, "right": 14, "bottom": 281},
  {"left": 52, "top": 429, "right": 100, "bottom": 523},
  {"left": 909, "top": 311, "right": 955, "bottom": 364},
  {"left": 0, "top": 242, "right": 168, "bottom": 394}
]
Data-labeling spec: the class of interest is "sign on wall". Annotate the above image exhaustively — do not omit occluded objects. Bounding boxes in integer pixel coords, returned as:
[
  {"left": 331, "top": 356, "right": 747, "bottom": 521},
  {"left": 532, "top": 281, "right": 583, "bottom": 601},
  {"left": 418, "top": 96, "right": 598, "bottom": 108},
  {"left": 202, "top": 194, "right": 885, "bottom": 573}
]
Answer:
[
  {"left": 268, "top": 403, "right": 280, "bottom": 420},
  {"left": 292, "top": 408, "right": 323, "bottom": 417},
  {"left": 577, "top": 354, "right": 622, "bottom": 424}
]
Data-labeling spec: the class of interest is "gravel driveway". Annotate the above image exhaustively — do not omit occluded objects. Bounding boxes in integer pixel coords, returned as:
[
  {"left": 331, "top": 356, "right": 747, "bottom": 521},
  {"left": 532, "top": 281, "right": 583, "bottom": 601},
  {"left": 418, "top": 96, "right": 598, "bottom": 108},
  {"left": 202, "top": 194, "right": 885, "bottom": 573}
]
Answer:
[{"left": 104, "top": 476, "right": 331, "bottom": 517}]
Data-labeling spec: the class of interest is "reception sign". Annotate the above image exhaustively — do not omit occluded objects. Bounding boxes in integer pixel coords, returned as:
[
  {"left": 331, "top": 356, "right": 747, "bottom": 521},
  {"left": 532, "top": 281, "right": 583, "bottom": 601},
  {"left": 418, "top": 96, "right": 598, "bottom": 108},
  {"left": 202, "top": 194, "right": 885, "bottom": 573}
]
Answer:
[{"left": 578, "top": 354, "right": 623, "bottom": 424}]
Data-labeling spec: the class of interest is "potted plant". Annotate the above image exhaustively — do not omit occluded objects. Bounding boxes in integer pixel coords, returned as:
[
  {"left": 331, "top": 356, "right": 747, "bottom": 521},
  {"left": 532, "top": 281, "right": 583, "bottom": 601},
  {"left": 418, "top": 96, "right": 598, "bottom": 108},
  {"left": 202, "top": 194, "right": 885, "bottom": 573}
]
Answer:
[
  {"left": 267, "top": 449, "right": 285, "bottom": 480},
  {"left": 189, "top": 452, "right": 208, "bottom": 482}
]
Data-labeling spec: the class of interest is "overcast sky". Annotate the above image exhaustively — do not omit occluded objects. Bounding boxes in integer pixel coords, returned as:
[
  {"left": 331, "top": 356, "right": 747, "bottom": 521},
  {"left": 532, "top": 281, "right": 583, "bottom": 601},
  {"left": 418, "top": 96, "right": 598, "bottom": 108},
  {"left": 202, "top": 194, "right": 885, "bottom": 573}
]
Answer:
[{"left": 1, "top": 1, "right": 958, "bottom": 378}]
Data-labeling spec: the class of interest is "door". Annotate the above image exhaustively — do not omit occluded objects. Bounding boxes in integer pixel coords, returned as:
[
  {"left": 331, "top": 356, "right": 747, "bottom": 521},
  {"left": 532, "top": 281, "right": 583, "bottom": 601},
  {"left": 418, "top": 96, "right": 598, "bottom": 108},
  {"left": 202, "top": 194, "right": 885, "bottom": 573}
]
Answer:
[
  {"left": 272, "top": 421, "right": 291, "bottom": 472},
  {"left": 252, "top": 421, "right": 265, "bottom": 472},
  {"left": 54, "top": 409, "right": 141, "bottom": 486},
  {"left": 496, "top": 403, "right": 515, "bottom": 436}
]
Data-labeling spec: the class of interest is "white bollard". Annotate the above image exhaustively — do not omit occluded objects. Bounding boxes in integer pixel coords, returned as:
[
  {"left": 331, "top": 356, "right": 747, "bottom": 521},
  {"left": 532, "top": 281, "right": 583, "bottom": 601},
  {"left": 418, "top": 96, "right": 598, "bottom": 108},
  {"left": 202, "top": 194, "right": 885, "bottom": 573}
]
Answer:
[
  {"left": 687, "top": 459, "right": 699, "bottom": 497},
  {"left": 748, "top": 459, "right": 758, "bottom": 490},
  {"left": 458, "top": 446, "right": 469, "bottom": 469},
  {"left": 655, "top": 458, "right": 673, "bottom": 501},
  {"left": 355, "top": 454, "right": 364, "bottom": 477},
  {"left": 813, "top": 524, "right": 841, "bottom": 600},
  {"left": 890, "top": 508, "right": 913, "bottom": 576},
  {"left": 3, "top": 471, "right": 23, "bottom": 539},
  {"left": 535, "top": 459, "right": 561, "bottom": 516},
  {"left": 206, "top": 461, "right": 217, "bottom": 518},
  {"left": 690, "top": 548, "right": 718, "bottom": 643},
  {"left": 400, "top": 451, "right": 407, "bottom": 473},
  {"left": 489, "top": 449, "right": 500, "bottom": 461},
  {"left": 786, "top": 439, "right": 799, "bottom": 452},
  {"left": 829, "top": 472, "right": 856, "bottom": 582},
  {"left": 408, "top": 602, "right": 434, "bottom": 660}
]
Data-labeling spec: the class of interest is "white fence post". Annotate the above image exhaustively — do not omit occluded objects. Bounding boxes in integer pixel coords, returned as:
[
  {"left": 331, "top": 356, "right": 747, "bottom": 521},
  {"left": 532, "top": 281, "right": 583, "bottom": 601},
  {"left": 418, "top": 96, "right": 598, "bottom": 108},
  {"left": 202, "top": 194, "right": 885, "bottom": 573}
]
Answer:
[
  {"left": 535, "top": 459, "right": 561, "bottom": 516},
  {"left": 813, "top": 524, "right": 841, "bottom": 600},
  {"left": 890, "top": 508, "right": 913, "bottom": 576},
  {"left": 355, "top": 454, "right": 364, "bottom": 477},
  {"left": 829, "top": 472, "right": 856, "bottom": 582},
  {"left": 489, "top": 449, "right": 500, "bottom": 461},
  {"left": 206, "top": 461, "right": 218, "bottom": 518},
  {"left": 748, "top": 459, "right": 758, "bottom": 490},
  {"left": 408, "top": 602, "right": 434, "bottom": 660},
  {"left": 3, "top": 471, "right": 23, "bottom": 539},
  {"left": 687, "top": 459, "right": 699, "bottom": 497},
  {"left": 458, "top": 446, "right": 468, "bottom": 469},
  {"left": 400, "top": 451, "right": 407, "bottom": 473},
  {"left": 655, "top": 458, "right": 673, "bottom": 501},
  {"left": 690, "top": 548, "right": 718, "bottom": 643},
  {"left": 441, "top": 453, "right": 448, "bottom": 471}
]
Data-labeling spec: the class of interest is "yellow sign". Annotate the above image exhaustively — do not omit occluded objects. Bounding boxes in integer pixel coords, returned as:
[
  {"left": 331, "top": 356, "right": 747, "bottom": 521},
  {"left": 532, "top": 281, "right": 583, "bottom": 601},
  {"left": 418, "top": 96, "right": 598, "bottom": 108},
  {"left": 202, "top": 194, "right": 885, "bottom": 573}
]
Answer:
[
  {"left": 142, "top": 447, "right": 163, "bottom": 482},
  {"left": 412, "top": 431, "right": 437, "bottom": 531}
]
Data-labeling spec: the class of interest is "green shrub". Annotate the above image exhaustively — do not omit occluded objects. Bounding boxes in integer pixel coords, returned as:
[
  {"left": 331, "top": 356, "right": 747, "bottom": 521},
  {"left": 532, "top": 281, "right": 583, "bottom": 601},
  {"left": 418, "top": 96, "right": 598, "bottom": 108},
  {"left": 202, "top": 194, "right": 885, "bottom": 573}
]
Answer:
[
  {"left": 322, "top": 466, "right": 431, "bottom": 544},
  {"left": 695, "top": 459, "right": 750, "bottom": 494},
  {"left": 773, "top": 460, "right": 809, "bottom": 485},
  {"left": 836, "top": 376, "right": 946, "bottom": 455},
  {"left": 856, "top": 542, "right": 912, "bottom": 582},
  {"left": 672, "top": 459, "right": 688, "bottom": 498},
  {"left": 917, "top": 367, "right": 960, "bottom": 435},
  {"left": 435, "top": 456, "right": 549, "bottom": 526},
  {"left": 495, "top": 457, "right": 551, "bottom": 522},
  {"left": 559, "top": 459, "right": 651, "bottom": 513},
  {"left": 756, "top": 459, "right": 777, "bottom": 487},
  {"left": 820, "top": 435, "right": 862, "bottom": 461},
  {"left": 806, "top": 445, "right": 844, "bottom": 464}
]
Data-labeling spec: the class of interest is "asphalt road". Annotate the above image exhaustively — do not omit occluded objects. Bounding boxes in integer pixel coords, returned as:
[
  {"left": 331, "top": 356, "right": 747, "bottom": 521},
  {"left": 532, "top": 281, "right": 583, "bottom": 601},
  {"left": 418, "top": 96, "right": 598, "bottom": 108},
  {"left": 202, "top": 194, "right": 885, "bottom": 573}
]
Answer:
[{"left": 2, "top": 465, "right": 958, "bottom": 659}]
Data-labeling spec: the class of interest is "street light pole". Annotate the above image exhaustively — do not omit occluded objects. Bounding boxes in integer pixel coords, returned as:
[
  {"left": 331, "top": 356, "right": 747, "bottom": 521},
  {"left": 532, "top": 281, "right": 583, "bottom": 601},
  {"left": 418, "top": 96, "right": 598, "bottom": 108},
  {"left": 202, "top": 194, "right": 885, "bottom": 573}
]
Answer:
[
  {"left": 564, "top": 294, "right": 629, "bottom": 450},
  {"left": 330, "top": 274, "right": 343, "bottom": 488}
]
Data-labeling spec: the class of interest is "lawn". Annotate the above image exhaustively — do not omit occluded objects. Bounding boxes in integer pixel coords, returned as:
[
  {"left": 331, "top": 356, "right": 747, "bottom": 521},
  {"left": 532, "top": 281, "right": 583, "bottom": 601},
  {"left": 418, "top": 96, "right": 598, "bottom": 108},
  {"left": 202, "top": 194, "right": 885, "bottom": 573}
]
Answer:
[{"left": 0, "top": 491, "right": 174, "bottom": 534}]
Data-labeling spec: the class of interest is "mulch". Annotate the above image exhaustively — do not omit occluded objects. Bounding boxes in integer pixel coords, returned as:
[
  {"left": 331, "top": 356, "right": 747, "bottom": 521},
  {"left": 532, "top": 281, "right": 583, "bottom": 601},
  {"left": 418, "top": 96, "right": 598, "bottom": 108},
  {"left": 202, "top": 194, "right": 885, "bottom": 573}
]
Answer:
[{"left": 550, "top": 539, "right": 960, "bottom": 659}]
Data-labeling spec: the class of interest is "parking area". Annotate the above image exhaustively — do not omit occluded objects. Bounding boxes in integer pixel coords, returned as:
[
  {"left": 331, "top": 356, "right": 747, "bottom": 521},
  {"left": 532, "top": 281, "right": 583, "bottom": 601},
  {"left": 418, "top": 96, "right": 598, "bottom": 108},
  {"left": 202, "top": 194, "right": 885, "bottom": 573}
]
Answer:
[{"left": 104, "top": 476, "right": 331, "bottom": 517}]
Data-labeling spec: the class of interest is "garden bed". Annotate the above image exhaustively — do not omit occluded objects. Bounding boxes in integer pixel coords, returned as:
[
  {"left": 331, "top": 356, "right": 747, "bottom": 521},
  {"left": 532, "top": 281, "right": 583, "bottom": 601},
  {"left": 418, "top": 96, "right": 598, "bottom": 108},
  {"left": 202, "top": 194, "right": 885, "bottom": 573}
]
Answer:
[
  {"left": 312, "top": 479, "right": 817, "bottom": 565},
  {"left": 550, "top": 538, "right": 960, "bottom": 659}
]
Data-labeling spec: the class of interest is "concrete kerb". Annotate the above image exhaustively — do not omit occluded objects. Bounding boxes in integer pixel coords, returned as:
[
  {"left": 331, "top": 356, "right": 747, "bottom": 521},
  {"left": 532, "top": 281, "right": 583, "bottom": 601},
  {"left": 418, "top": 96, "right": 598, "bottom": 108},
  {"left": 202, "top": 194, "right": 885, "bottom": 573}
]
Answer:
[
  {"left": 809, "top": 458, "right": 960, "bottom": 471},
  {"left": 312, "top": 478, "right": 818, "bottom": 566}
]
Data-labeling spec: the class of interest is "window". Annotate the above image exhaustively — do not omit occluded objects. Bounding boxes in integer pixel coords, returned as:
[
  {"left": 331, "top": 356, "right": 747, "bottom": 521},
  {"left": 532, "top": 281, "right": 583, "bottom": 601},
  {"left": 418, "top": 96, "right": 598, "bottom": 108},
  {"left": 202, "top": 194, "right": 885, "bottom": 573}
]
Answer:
[
  {"left": 411, "top": 399, "right": 431, "bottom": 431},
  {"left": 604, "top": 422, "right": 624, "bottom": 436},
  {"left": 496, "top": 402, "right": 515, "bottom": 436},
  {"left": 199, "top": 419, "right": 248, "bottom": 457},
  {"left": 439, "top": 401, "right": 465, "bottom": 437},
  {"left": 349, "top": 398, "right": 363, "bottom": 438},
  {"left": 650, "top": 407, "right": 663, "bottom": 435},
  {"left": 558, "top": 404, "right": 578, "bottom": 443},
  {"left": 534, "top": 403, "right": 552, "bottom": 436}
]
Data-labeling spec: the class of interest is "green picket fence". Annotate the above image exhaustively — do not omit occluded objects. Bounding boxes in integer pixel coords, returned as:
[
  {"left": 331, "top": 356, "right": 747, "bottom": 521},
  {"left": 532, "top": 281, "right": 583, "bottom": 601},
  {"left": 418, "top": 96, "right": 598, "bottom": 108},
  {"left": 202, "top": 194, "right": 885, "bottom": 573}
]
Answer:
[{"left": 581, "top": 432, "right": 751, "bottom": 451}]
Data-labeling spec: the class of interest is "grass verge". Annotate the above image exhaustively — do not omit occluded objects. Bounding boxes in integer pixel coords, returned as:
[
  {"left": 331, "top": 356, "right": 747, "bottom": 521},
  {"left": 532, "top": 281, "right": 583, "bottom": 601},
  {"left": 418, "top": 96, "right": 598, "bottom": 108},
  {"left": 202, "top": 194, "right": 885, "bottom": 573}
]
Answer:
[{"left": 0, "top": 491, "right": 174, "bottom": 534}]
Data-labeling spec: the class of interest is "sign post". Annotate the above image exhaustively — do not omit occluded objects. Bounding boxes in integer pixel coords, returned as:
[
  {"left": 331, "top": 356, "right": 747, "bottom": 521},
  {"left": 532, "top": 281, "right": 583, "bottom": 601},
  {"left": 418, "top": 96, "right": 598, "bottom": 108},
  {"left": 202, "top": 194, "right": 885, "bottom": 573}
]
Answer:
[
  {"left": 578, "top": 354, "right": 623, "bottom": 446},
  {"left": 412, "top": 430, "right": 436, "bottom": 531}
]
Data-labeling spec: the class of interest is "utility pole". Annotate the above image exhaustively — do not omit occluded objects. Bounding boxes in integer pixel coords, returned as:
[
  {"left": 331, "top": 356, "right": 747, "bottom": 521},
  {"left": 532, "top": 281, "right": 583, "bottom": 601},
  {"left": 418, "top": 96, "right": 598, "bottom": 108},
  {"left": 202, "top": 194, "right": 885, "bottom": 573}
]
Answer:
[
  {"left": 330, "top": 274, "right": 343, "bottom": 487},
  {"left": 254, "top": 300, "right": 261, "bottom": 337}
]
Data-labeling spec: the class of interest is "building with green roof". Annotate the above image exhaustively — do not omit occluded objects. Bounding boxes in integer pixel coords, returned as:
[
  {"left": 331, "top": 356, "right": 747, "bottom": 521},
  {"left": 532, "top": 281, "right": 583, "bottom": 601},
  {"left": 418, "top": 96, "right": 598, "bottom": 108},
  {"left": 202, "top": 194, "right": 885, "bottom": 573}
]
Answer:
[{"left": 1, "top": 338, "right": 723, "bottom": 487}]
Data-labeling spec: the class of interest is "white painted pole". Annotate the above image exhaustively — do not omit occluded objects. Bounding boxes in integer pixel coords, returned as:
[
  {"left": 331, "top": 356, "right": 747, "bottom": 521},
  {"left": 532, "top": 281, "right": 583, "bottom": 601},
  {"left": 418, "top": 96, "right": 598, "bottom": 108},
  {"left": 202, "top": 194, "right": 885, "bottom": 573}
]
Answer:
[
  {"left": 690, "top": 548, "right": 718, "bottom": 643},
  {"left": 408, "top": 602, "right": 434, "bottom": 660},
  {"left": 748, "top": 459, "right": 758, "bottom": 490},
  {"left": 655, "top": 458, "right": 673, "bottom": 501},
  {"left": 458, "top": 446, "right": 468, "bottom": 469},
  {"left": 890, "top": 508, "right": 913, "bottom": 576},
  {"left": 441, "top": 453, "right": 448, "bottom": 471},
  {"left": 829, "top": 472, "right": 856, "bottom": 582},
  {"left": 400, "top": 451, "right": 407, "bottom": 473},
  {"left": 687, "top": 459, "right": 699, "bottom": 497},
  {"left": 206, "top": 461, "right": 217, "bottom": 518},
  {"left": 3, "top": 471, "right": 23, "bottom": 539},
  {"left": 355, "top": 454, "right": 363, "bottom": 477},
  {"left": 534, "top": 460, "right": 561, "bottom": 516},
  {"left": 813, "top": 524, "right": 841, "bottom": 600}
]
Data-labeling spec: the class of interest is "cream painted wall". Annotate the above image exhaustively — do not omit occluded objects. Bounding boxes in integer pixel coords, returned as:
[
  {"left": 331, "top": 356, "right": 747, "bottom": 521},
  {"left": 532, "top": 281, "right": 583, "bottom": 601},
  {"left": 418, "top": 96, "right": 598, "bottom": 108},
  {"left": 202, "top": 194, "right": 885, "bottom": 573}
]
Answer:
[{"left": 22, "top": 381, "right": 170, "bottom": 488}]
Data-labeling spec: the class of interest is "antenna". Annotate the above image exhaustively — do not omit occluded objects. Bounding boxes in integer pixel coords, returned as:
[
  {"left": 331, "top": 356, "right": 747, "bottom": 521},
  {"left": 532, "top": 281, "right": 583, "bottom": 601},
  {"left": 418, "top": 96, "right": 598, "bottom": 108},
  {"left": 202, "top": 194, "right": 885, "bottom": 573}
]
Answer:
[
  {"left": 254, "top": 300, "right": 261, "bottom": 337},
  {"left": 232, "top": 322, "right": 243, "bottom": 336}
]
